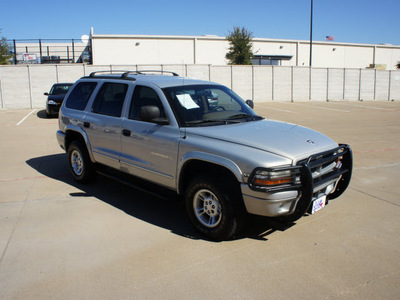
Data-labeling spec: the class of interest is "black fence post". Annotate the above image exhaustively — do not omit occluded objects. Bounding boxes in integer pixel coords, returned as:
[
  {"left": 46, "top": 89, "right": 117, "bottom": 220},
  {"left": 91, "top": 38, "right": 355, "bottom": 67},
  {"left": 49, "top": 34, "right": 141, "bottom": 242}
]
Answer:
[
  {"left": 90, "top": 37, "right": 93, "bottom": 64},
  {"left": 39, "top": 39, "right": 43, "bottom": 64},
  {"left": 72, "top": 39, "right": 75, "bottom": 63},
  {"left": 13, "top": 39, "right": 17, "bottom": 65}
]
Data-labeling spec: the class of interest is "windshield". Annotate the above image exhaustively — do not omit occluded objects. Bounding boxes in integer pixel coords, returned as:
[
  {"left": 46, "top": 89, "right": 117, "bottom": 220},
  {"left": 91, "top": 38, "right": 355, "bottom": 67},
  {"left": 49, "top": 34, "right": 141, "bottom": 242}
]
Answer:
[
  {"left": 49, "top": 84, "right": 72, "bottom": 95},
  {"left": 163, "top": 84, "right": 262, "bottom": 127}
]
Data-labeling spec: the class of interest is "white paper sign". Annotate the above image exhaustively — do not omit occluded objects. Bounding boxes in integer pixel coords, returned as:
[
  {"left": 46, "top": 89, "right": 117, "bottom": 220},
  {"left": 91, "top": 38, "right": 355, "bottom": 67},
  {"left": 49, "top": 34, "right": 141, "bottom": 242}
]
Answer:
[{"left": 176, "top": 94, "right": 199, "bottom": 109}]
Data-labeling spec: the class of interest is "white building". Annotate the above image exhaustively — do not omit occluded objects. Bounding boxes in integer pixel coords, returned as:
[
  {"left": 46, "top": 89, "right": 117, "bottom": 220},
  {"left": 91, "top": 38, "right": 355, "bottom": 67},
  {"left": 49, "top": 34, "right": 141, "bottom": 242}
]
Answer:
[{"left": 90, "top": 30, "right": 400, "bottom": 70}]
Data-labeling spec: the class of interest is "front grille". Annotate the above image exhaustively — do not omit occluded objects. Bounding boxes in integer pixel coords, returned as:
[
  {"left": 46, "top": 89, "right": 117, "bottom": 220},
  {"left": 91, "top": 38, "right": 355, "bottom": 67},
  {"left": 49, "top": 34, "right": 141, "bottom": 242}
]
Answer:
[
  {"left": 300, "top": 145, "right": 350, "bottom": 192},
  {"left": 248, "top": 145, "right": 352, "bottom": 196}
]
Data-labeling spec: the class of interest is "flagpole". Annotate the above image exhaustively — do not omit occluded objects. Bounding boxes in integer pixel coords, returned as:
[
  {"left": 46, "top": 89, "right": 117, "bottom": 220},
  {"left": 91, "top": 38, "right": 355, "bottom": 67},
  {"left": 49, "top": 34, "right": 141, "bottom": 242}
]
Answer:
[{"left": 309, "top": 0, "right": 313, "bottom": 67}]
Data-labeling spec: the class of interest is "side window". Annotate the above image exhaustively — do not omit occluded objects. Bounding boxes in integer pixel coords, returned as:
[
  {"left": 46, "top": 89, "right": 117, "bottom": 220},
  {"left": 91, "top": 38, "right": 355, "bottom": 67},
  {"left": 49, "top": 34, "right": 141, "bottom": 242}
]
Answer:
[
  {"left": 129, "top": 85, "right": 166, "bottom": 122},
  {"left": 65, "top": 82, "right": 97, "bottom": 110},
  {"left": 91, "top": 82, "right": 128, "bottom": 117}
]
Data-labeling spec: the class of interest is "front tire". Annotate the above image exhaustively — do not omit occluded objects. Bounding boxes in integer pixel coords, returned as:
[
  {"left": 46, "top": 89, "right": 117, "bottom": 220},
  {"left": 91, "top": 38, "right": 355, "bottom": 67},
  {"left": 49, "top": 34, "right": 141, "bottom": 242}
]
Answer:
[
  {"left": 67, "top": 140, "right": 96, "bottom": 183},
  {"left": 185, "top": 175, "right": 244, "bottom": 241}
]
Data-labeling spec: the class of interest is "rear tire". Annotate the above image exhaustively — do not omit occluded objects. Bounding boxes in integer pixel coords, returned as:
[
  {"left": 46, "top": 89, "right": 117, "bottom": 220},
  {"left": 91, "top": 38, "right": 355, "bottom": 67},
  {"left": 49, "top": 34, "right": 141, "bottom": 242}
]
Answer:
[
  {"left": 67, "top": 140, "right": 96, "bottom": 183},
  {"left": 185, "top": 175, "right": 245, "bottom": 241}
]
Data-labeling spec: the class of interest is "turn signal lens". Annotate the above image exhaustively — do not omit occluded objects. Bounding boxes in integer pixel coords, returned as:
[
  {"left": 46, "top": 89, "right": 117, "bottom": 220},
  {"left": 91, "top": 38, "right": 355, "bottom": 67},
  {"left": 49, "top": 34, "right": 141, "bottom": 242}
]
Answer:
[
  {"left": 251, "top": 169, "right": 296, "bottom": 188},
  {"left": 254, "top": 177, "right": 292, "bottom": 186}
]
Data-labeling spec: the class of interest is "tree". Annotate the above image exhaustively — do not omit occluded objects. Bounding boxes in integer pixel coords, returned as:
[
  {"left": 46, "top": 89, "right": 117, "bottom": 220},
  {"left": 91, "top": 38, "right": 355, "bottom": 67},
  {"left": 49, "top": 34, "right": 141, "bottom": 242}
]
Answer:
[
  {"left": 0, "top": 29, "right": 12, "bottom": 65},
  {"left": 225, "top": 27, "right": 254, "bottom": 65}
]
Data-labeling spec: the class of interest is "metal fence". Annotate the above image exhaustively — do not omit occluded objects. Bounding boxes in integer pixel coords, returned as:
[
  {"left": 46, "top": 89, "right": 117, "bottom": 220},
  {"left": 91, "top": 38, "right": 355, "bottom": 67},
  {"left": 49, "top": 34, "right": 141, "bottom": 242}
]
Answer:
[{"left": 6, "top": 39, "right": 92, "bottom": 65}]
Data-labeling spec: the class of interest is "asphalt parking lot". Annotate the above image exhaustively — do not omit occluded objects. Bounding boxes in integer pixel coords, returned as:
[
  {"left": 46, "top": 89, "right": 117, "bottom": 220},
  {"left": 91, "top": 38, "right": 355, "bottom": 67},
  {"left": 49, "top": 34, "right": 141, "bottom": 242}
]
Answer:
[{"left": 0, "top": 101, "right": 399, "bottom": 299}]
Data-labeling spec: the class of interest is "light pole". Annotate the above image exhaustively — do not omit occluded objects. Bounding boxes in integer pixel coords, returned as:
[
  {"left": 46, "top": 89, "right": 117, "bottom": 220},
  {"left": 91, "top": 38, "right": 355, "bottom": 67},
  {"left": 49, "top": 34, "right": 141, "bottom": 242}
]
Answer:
[{"left": 309, "top": 0, "right": 313, "bottom": 66}]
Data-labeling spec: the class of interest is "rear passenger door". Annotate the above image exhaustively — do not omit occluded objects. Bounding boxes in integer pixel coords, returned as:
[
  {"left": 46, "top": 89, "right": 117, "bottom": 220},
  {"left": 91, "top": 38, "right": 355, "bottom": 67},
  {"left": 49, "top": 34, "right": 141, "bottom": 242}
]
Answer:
[
  {"left": 84, "top": 81, "right": 129, "bottom": 169},
  {"left": 120, "top": 85, "right": 180, "bottom": 190}
]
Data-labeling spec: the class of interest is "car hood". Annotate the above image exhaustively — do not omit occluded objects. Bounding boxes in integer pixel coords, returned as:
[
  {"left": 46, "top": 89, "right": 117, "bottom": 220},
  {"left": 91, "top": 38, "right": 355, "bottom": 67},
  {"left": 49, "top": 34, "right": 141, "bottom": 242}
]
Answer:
[{"left": 185, "top": 119, "right": 338, "bottom": 161}]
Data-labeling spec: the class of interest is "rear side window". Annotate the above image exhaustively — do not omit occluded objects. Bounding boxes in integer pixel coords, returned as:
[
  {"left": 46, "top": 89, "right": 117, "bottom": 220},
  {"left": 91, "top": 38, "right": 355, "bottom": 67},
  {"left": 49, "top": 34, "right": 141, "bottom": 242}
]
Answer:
[
  {"left": 92, "top": 82, "right": 128, "bottom": 117},
  {"left": 65, "top": 82, "right": 97, "bottom": 110}
]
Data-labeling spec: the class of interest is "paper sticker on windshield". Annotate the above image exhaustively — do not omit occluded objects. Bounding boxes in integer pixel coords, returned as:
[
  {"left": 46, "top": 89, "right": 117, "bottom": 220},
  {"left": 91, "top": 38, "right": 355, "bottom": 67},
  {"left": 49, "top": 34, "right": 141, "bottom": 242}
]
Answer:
[{"left": 176, "top": 94, "right": 199, "bottom": 109}]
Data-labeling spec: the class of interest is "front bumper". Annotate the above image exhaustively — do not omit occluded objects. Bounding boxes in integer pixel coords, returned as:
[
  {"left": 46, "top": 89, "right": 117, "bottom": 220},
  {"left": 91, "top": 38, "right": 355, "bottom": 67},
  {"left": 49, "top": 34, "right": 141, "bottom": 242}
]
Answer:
[
  {"left": 46, "top": 103, "right": 61, "bottom": 115},
  {"left": 241, "top": 186, "right": 300, "bottom": 217},
  {"left": 241, "top": 144, "right": 353, "bottom": 218}
]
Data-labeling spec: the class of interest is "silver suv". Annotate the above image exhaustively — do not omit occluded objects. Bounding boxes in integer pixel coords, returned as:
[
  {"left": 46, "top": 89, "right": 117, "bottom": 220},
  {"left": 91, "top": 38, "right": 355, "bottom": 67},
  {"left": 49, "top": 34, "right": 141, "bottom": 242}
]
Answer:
[{"left": 57, "top": 71, "right": 352, "bottom": 240}]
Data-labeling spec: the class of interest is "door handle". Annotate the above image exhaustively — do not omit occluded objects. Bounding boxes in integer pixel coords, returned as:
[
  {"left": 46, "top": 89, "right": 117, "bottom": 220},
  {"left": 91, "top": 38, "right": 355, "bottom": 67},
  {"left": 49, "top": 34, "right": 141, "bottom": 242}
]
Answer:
[
  {"left": 83, "top": 122, "right": 90, "bottom": 128},
  {"left": 122, "top": 129, "right": 131, "bottom": 136}
]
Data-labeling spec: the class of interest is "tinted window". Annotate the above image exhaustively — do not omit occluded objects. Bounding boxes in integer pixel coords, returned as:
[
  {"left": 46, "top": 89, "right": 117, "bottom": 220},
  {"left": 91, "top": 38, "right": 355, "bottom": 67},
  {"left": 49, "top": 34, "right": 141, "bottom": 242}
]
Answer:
[
  {"left": 49, "top": 84, "right": 73, "bottom": 95},
  {"left": 65, "top": 82, "right": 97, "bottom": 110},
  {"left": 91, "top": 82, "right": 128, "bottom": 117},
  {"left": 129, "top": 85, "right": 166, "bottom": 122}
]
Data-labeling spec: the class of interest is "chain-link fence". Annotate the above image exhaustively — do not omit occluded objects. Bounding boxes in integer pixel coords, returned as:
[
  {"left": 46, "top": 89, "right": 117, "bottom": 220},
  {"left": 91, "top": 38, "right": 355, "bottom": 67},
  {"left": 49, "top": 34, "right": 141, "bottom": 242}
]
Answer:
[{"left": 6, "top": 39, "right": 91, "bottom": 64}]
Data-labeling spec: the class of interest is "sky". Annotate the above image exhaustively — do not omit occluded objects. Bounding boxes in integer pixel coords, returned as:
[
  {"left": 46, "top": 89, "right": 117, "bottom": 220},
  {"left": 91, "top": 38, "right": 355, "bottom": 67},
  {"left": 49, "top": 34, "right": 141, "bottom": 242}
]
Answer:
[{"left": 1, "top": 0, "right": 399, "bottom": 45}]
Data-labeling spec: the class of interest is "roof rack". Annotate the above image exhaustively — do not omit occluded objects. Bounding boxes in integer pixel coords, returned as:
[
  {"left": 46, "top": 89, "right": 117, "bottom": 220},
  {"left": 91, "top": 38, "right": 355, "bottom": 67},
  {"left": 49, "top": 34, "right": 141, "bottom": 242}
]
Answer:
[
  {"left": 87, "top": 70, "right": 180, "bottom": 80},
  {"left": 121, "top": 70, "right": 180, "bottom": 78},
  {"left": 88, "top": 70, "right": 128, "bottom": 78}
]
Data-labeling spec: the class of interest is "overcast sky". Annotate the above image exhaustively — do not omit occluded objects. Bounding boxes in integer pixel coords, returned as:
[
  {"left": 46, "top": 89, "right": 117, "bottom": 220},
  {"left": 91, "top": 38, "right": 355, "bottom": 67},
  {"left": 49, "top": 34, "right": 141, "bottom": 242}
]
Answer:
[{"left": 2, "top": 0, "right": 399, "bottom": 45}]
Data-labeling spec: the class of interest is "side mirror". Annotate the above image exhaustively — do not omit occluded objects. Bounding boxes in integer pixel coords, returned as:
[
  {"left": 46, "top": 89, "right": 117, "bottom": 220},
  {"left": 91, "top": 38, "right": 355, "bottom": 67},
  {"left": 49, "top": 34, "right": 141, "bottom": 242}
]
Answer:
[
  {"left": 246, "top": 99, "right": 254, "bottom": 109},
  {"left": 139, "top": 105, "right": 169, "bottom": 125},
  {"left": 44, "top": 92, "right": 49, "bottom": 96}
]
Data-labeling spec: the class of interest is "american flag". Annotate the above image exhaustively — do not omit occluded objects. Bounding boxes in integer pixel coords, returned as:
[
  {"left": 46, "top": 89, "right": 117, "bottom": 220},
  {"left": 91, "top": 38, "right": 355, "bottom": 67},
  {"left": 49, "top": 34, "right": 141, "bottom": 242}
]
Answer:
[{"left": 326, "top": 36, "right": 334, "bottom": 41}]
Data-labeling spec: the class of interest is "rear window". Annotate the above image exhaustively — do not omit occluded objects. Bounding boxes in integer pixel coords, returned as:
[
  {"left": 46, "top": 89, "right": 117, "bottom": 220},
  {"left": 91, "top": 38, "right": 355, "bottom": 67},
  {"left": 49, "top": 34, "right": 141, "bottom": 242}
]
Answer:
[{"left": 65, "top": 82, "right": 97, "bottom": 110}]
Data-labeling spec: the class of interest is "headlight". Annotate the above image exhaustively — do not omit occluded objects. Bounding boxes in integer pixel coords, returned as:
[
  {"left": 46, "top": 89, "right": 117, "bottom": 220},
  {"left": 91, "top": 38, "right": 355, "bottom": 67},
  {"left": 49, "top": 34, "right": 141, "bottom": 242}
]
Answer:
[
  {"left": 249, "top": 167, "right": 301, "bottom": 191},
  {"left": 47, "top": 100, "right": 57, "bottom": 105}
]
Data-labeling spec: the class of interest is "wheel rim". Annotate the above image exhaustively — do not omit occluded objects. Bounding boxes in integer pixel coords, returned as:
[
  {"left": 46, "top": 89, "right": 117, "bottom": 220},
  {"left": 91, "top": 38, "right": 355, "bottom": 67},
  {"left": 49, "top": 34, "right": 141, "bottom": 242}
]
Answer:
[
  {"left": 71, "top": 149, "right": 84, "bottom": 176},
  {"left": 193, "top": 189, "right": 222, "bottom": 228}
]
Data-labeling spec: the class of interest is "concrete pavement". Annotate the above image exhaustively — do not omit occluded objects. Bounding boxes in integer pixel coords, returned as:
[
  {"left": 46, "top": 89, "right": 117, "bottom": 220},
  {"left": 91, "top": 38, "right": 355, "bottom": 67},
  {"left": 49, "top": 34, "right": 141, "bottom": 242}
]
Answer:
[{"left": 0, "top": 101, "right": 399, "bottom": 299}]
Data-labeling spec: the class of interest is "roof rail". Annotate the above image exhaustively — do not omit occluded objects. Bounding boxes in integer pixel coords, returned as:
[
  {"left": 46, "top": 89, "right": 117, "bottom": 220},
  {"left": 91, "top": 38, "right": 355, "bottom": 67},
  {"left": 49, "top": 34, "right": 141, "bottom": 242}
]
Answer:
[
  {"left": 85, "top": 70, "right": 180, "bottom": 80},
  {"left": 88, "top": 70, "right": 128, "bottom": 78},
  {"left": 121, "top": 70, "right": 180, "bottom": 78}
]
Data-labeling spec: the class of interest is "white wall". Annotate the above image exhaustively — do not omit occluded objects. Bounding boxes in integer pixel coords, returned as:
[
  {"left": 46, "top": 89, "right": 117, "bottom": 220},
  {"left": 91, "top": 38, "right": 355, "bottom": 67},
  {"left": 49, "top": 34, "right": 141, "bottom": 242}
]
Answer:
[
  {"left": 376, "top": 47, "right": 400, "bottom": 70},
  {"left": 92, "top": 37, "right": 195, "bottom": 65},
  {"left": 195, "top": 38, "right": 228, "bottom": 65},
  {"left": 252, "top": 40, "right": 298, "bottom": 66},
  {"left": 1, "top": 64, "right": 399, "bottom": 110},
  {"left": 91, "top": 34, "right": 400, "bottom": 70}
]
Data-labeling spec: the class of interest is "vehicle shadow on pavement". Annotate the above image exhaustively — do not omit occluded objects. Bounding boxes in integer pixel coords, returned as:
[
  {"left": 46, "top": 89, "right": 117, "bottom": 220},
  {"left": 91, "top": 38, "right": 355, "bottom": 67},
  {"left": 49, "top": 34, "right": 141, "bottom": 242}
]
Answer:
[
  {"left": 36, "top": 109, "right": 57, "bottom": 119},
  {"left": 36, "top": 110, "right": 48, "bottom": 119},
  {"left": 26, "top": 154, "right": 291, "bottom": 242}
]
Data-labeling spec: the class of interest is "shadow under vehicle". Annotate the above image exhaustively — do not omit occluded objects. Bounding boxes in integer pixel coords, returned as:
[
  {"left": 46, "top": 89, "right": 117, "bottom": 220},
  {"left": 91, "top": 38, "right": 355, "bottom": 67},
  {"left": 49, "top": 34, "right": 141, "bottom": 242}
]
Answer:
[{"left": 26, "top": 153, "right": 290, "bottom": 241}]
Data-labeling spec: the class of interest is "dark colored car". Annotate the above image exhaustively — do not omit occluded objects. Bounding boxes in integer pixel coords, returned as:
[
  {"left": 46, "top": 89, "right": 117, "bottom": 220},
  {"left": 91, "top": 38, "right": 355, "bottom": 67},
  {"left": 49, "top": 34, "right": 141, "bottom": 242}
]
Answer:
[{"left": 44, "top": 83, "right": 73, "bottom": 117}]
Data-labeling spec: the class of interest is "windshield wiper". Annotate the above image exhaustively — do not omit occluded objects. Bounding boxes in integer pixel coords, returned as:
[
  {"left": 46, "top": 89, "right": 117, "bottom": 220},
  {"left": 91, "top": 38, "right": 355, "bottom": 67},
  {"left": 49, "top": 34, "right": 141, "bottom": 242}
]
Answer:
[
  {"left": 185, "top": 114, "right": 263, "bottom": 127},
  {"left": 185, "top": 120, "right": 225, "bottom": 127},
  {"left": 226, "top": 114, "right": 264, "bottom": 121},
  {"left": 185, "top": 119, "right": 241, "bottom": 127}
]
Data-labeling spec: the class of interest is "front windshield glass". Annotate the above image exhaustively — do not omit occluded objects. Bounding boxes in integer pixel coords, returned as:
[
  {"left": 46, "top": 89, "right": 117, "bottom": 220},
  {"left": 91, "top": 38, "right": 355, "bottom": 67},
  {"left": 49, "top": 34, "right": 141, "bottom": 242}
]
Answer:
[{"left": 163, "top": 84, "right": 262, "bottom": 127}]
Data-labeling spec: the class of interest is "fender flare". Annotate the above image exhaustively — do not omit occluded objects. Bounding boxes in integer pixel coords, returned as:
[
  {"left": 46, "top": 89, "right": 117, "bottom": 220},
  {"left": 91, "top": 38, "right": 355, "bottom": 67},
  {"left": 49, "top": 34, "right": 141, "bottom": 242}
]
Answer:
[
  {"left": 177, "top": 151, "right": 243, "bottom": 194},
  {"left": 64, "top": 125, "right": 95, "bottom": 163}
]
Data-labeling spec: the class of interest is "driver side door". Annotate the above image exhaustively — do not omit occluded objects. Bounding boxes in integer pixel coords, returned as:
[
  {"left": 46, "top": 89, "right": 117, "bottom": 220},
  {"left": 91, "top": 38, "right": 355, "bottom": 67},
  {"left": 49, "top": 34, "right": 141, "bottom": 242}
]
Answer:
[{"left": 120, "top": 85, "right": 181, "bottom": 190}]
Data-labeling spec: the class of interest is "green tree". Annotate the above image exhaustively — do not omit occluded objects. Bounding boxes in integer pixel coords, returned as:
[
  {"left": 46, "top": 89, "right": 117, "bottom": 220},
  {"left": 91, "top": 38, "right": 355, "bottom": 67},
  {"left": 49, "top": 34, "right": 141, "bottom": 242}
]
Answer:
[
  {"left": 225, "top": 27, "right": 254, "bottom": 65},
  {"left": 0, "top": 29, "right": 12, "bottom": 65}
]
